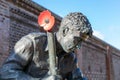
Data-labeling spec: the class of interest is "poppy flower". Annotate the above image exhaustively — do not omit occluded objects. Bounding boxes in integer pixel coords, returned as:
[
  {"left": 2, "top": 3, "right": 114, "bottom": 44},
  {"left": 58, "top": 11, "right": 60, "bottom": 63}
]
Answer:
[{"left": 38, "top": 10, "right": 55, "bottom": 31}]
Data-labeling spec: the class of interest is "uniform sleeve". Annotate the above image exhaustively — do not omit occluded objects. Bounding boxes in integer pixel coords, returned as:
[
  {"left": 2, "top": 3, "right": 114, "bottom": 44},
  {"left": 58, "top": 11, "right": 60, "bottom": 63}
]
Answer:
[
  {"left": 72, "top": 52, "right": 83, "bottom": 80},
  {"left": 0, "top": 36, "right": 39, "bottom": 80}
]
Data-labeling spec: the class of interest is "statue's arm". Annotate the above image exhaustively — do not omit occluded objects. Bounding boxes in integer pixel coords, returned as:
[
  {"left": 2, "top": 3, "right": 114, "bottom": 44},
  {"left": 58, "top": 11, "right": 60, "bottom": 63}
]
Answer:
[
  {"left": 0, "top": 36, "right": 38, "bottom": 80},
  {"left": 72, "top": 52, "right": 84, "bottom": 80}
]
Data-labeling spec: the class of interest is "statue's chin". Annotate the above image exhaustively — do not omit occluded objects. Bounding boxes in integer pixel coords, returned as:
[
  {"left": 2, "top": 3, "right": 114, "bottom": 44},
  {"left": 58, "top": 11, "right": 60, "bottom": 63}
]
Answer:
[
  {"left": 63, "top": 45, "right": 75, "bottom": 53},
  {"left": 64, "top": 43, "right": 81, "bottom": 53},
  {"left": 60, "top": 39, "right": 75, "bottom": 53},
  {"left": 61, "top": 46, "right": 70, "bottom": 53}
]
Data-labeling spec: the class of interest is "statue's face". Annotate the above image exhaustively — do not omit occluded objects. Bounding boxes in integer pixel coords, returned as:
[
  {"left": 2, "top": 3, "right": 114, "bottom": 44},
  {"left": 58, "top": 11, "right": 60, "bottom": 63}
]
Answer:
[{"left": 59, "top": 25, "right": 88, "bottom": 53}]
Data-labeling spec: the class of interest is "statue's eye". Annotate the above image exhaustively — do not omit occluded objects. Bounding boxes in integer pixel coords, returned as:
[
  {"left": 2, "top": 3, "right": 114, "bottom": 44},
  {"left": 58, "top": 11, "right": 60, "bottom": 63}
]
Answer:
[
  {"left": 77, "top": 27, "right": 81, "bottom": 31},
  {"left": 63, "top": 27, "right": 69, "bottom": 37}
]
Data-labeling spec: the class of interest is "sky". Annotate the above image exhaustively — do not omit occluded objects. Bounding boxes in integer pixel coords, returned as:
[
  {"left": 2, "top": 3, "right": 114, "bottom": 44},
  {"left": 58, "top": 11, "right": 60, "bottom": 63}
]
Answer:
[{"left": 32, "top": 0, "right": 120, "bottom": 50}]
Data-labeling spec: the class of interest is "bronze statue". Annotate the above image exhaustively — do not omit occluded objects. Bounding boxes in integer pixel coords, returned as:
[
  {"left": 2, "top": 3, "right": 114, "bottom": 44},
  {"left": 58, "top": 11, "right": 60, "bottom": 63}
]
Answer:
[{"left": 0, "top": 12, "right": 92, "bottom": 80}]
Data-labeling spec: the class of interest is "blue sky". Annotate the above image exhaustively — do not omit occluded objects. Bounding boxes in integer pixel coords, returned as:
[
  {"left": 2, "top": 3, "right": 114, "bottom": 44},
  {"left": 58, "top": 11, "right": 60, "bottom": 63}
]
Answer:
[{"left": 32, "top": 0, "right": 120, "bottom": 50}]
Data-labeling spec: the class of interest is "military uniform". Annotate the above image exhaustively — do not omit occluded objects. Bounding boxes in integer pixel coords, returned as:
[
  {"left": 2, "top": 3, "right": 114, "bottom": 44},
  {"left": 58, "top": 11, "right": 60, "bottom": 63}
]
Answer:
[{"left": 0, "top": 32, "right": 82, "bottom": 80}]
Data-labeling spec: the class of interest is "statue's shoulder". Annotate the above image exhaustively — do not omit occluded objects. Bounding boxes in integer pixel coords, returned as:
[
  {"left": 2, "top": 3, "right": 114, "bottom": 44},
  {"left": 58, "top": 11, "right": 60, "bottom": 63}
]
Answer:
[{"left": 25, "top": 32, "right": 47, "bottom": 40}]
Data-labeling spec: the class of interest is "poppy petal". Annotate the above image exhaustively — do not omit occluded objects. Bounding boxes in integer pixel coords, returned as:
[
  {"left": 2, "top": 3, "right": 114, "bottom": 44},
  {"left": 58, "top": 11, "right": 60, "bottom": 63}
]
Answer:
[
  {"left": 38, "top": 10, "right": 55, "bottom": 31},
  {"left": 38, "top": 10, "right": 51, "bottom": 27}
]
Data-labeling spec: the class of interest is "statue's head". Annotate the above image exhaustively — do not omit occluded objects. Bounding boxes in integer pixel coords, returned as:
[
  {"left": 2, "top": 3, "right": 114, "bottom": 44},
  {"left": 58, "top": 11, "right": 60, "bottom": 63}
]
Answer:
[{"left": 57, "top": 12, "right": 93, "bottom": 53}]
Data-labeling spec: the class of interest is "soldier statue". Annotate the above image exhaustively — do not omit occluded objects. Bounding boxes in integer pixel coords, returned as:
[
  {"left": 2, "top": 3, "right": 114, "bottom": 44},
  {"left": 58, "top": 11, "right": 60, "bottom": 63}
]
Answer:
[{"left": 0, "top": 12, "right": 92, "bottom": 80}]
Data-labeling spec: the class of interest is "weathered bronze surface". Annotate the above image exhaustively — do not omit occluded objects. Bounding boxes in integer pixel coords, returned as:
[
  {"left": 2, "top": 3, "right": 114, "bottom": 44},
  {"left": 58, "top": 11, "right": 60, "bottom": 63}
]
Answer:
[{"left": 0, "top": 12, "right": 92, "bottom": 80}]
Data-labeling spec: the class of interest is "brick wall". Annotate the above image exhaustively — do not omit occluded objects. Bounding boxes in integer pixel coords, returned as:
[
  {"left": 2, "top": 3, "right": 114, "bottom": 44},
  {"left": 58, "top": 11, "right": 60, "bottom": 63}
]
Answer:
[
  {"left": 76, "top": 37, "right": 120, "bottom": 80},
  {"left": 81, "top": 41, "right": 107, "bottom": 80},
  {"left": 9, "top": 3, "right": 40, "bottom": 52},
  {"left": 0, "top": 0, "right": 120, "bottom": 80},
  {"left": 0, "top": 0, "right": 10, "bottom": 66}
]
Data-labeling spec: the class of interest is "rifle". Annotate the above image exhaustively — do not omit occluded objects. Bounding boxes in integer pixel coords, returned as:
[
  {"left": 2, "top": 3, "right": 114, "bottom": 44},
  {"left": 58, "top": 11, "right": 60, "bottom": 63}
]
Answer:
[{"left": 38, "top": 10, "right": 57, "bottom": 75}]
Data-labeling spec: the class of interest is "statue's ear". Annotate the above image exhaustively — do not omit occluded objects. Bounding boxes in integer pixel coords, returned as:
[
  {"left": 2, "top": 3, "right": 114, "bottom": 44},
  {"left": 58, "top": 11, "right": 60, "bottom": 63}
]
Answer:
[{"left": 63, "top": 27, "right": 69, "bottom": 37}]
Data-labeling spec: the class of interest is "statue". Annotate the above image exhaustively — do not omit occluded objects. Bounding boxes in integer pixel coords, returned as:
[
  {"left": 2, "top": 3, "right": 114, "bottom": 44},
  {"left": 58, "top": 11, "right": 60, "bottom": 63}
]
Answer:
[{"left": 0, "top": 12, "right": 93, "bottom": 80}]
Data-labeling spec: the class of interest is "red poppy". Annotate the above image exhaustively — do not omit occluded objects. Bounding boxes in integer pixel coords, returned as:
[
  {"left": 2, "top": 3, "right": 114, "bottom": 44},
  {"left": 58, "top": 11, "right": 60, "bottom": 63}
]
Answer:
[{"left": 38, "top": 10, "right": 55, "bottom": 31}]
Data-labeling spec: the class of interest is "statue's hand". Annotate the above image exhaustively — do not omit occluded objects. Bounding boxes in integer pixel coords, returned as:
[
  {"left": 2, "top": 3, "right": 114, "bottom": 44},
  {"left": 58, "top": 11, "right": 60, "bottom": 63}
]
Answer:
[
  {"left": 72, "top": 68, "right": 87, "bottom": 80},
  {"left": 42, "top": 75, "right": 62, "bottom": 80}
]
